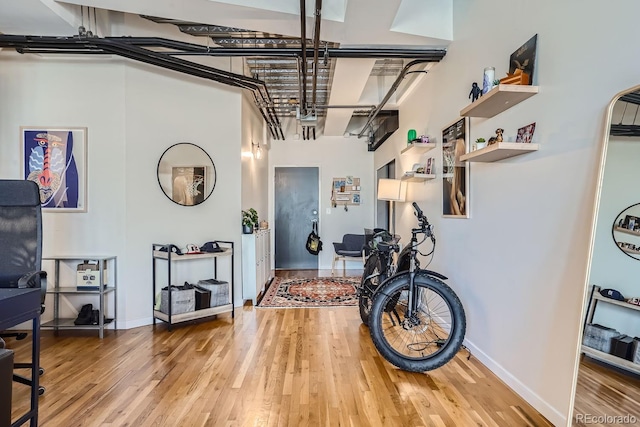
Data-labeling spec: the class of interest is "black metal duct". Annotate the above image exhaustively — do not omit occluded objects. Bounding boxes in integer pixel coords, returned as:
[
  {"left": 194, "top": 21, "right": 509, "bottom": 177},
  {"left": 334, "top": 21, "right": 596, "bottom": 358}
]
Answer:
[
  {"left": 0, "top": 35, "right": 285, "bottom": 140},
  {"left": 0, "top": 35, "right": 447, "bottom": 59},
  {"left": 357, "top": 59, "right": 430, "bottom": 140},
  {"left": 0, "top": 35, "right": 447, "bottom": 143},
  {"left": 610, "top": 124, "right": 640, "bottom": 137}
]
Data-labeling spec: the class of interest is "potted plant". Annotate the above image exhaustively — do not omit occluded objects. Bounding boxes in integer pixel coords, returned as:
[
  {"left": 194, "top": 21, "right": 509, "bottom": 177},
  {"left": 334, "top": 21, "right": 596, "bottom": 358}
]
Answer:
[
  {"left": 475, "top": 138, "right": 487, "bottom": 150},
  {"left": 242, "top": 208, "right": 258, "bottom": 234}
]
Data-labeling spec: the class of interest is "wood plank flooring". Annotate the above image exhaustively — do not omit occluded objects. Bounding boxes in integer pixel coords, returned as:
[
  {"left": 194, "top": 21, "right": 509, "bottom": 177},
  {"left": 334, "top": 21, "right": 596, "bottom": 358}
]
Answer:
[
  {"left": 10, "top": 269, "right": 552, "bottom": 426},
  {"left": 572, "top": 356, "right": 640, "bottom": 426}
]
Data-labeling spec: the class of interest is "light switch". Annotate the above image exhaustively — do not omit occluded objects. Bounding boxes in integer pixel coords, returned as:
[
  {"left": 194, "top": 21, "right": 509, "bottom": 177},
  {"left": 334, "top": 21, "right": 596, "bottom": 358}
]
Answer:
[{"left": 326, "top": 208, "right": 331, "bottom": 214}]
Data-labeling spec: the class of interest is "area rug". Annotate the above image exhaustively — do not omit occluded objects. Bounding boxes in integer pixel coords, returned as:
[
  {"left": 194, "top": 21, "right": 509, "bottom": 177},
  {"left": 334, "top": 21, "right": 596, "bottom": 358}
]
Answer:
[{"left": 258, "top": 276, "right": 360, "bottom": 308}]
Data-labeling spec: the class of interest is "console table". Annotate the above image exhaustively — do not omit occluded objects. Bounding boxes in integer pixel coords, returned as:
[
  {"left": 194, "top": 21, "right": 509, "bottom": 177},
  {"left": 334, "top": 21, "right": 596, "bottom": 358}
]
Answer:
[{"left": 0, "top": 288, "right": 41, "bottom": 427}]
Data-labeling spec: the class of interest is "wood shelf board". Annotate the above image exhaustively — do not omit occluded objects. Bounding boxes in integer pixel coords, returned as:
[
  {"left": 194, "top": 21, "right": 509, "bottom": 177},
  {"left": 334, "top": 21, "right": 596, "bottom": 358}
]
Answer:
[
  {"left": 593, "top": 292, "right": 640, "bottom": 311},
  {"left": 43, "top": 255, "right": 116, "bottom": 261},
  {"left": 400, "top": 142, "right": 436, "bottom": 154},
  {"left": 42, "top": 318, "right": 114, "bottom": 328},
  {"left": 614, "top": 226, "right": 640, "bottom": 237},
  {"left": 153, "top": 249, "right": 232, "bottom": 260},
  {"left": 154, "top": 304, "right": 233, "bottom": 323},
  {"left": 401, "top": 174, "right": 436, "bottom": 182},
  {"left": 460, "top": 84, "right": 539, "bottom": 118},
  {"left": 581, "top": 345, "right": 640, "bottom": 375},
  {"left": 460, "top": 142, "right": 539, "bottom": 162},
  {"left": 47, "top": 286, "right": 116, "bottom": 294}
]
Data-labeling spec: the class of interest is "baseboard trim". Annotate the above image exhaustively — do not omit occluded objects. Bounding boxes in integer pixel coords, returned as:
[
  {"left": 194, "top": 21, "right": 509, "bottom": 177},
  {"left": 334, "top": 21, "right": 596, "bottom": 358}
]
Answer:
[{"left": 463, "top": 338, "right": 566, "bottom": 427}]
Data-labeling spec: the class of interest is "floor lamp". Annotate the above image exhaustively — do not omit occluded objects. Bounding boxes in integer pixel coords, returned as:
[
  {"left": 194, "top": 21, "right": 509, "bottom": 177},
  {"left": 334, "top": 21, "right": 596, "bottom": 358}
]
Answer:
[{"left": 377, "top": 178, "right": 407, "bottom": 237}]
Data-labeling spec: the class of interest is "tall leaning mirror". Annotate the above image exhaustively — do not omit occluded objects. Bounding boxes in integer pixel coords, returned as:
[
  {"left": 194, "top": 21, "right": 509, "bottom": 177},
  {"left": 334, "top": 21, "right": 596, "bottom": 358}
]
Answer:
[
  {"left": 157, "top": 142, "right": 216, "bottom": 206},
  {"left": 571, "top": 86, "right": 640, "bottom": 425}
]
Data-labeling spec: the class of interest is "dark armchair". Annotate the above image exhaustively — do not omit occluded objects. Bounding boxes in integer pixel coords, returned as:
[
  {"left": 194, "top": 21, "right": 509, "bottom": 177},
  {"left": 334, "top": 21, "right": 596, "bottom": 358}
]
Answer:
[
  {"left": 0, "top": 179, "right": 47, "bottom": 396},
  {"left": 332, "top": 234, "right": 366, "bottom": 276}
]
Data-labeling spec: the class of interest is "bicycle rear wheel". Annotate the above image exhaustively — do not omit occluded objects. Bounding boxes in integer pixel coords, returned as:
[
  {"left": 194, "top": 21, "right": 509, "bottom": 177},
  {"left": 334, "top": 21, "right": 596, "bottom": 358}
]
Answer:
[
  {"left": 359, "top": 254, "right": 383, "bottom": 326},
  {"left": 369, "top": 272, "right": 466, "bottom": 372}
]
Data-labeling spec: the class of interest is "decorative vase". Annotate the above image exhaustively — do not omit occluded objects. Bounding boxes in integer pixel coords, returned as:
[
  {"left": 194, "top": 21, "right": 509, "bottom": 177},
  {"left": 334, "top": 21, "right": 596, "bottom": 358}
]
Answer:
[
  {"left": 476, "top": 142, "right": 487, "bottom": 150},
  {"left": 242, "top": 224, "right": 253, "bottom": 234},
  {"left": 482, "top": 67, "right": 495, "bottom": 94},
  {"left": 407, "top": 129, "right": 417, "bottom": 145}
]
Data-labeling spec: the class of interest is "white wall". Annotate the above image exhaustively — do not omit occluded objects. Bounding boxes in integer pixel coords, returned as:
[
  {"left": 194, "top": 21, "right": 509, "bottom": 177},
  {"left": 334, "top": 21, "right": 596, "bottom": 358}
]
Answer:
[
  {"left": 588, "top": 136, "right": 640, "bottom": 336},
  {"left": 375, "top": 0, "right": 640, "bottom": 425},
  {"left": 0, "top": 53, "right": 127, "bottom": 324},
  {"left": 0, "top": 50, "right": 247, "bottom": 326},
  {"left": 241, "top": 93, "right": 270, "bottom": 226},
  {"left": 269, "top": 136, "right": 374, "bottom": 270}
]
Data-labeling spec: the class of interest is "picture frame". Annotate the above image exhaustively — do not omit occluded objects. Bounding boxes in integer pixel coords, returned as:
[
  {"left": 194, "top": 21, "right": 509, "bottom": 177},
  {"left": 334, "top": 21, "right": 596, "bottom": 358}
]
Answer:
[
  {"left": 509, "top": 34, "right": 537, "bottom": 85},
  {"left": 516, "top": 122, "right": 536, "bottom": 143},
  {"left": 20, "top": 126, "right": 87, "bottom": 212},
  {"left": 441, "top": 117, "right": 470, "bottom": 218},
  {"left": 171, "top": 166, "right": 206, "bottom": 206}
]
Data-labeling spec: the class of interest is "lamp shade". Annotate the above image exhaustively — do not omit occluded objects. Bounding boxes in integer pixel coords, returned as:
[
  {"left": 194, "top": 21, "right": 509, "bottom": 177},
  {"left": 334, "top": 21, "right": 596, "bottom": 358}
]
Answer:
[{"left": 377, "top": 178, "right": 406, "bottom": 202}]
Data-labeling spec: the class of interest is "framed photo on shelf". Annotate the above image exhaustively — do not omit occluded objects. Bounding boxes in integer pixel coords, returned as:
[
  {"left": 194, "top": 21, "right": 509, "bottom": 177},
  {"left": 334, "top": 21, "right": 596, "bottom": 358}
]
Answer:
[
  {"left": 20, "top": 126, "right": 87, "bottom": 212},
  {"left": 509, "top": 34, "right": 537, "bottom": 85},
  {"left": 516, "top": 122, "right": 536, "bottom": 143},
  {"left": 441, "top": 117, "right": 470, "bottom": 218}
]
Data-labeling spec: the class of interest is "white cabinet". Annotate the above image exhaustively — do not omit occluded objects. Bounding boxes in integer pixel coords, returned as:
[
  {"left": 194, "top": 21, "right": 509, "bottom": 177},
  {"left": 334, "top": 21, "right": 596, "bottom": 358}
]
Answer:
[{"left": 242, "top": 229, "right": 273, "bottom": 305}]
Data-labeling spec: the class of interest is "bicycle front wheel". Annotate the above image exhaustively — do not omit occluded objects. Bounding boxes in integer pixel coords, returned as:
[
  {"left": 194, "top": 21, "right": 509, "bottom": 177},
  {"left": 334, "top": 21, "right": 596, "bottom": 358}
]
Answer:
[{"left": 369, "top": 272, "right": 466, "bottom": 372}]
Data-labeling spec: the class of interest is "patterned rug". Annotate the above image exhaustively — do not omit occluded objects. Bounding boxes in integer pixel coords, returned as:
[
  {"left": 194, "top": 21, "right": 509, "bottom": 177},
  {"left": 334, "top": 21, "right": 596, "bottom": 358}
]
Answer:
[{"left": 258, "top": 276, "right": 360, "bottom": 308}]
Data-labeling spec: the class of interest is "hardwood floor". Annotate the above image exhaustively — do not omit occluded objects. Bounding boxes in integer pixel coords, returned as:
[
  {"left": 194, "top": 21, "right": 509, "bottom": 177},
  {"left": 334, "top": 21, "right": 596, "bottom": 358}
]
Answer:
[
  {"left": 10, "top": 269, "right": 552, "bottom": 426},
  {"left": 572, "top": 356, "right": 640, "bottom": 426}
]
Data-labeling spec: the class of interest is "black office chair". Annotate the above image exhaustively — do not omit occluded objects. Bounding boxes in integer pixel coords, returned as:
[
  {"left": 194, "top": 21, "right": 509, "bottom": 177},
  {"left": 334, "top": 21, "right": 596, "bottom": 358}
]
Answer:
[{"left": 0, "top": 179, "right": 47, "bottom": 395}]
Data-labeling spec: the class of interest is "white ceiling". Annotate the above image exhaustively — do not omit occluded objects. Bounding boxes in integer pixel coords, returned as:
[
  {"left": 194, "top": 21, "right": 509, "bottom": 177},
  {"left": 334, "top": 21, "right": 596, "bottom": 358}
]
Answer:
[{"left": 0, "top": 0, "right": 453, "bottom": 137}]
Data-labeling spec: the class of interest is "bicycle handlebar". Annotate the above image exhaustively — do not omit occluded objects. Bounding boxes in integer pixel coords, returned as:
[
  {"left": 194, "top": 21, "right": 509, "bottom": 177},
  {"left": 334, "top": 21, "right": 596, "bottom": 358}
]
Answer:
[{"left": 412, "top": 202, "right": 435, "bottom": 242}]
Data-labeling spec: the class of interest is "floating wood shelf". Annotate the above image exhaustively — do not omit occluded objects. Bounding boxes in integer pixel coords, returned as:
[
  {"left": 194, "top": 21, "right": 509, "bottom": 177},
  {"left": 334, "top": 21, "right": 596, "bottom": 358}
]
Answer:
[
  {"left": 401, "top": 173, "right": 435, "bottom": 182},
  {"left": 460, "top": 85, "right": 539, "bottom": 118},
  {"left": 614, "top": 226, "right": 640, "bottom": 237},
  {"left": 401, "top": 142, "right": 436, "bottom": 155},
  {"left": 581, "top": 345, "right": 640, "bottom": 376},
  {"left": 460, "top": 142, "right": 539, "bottom": 162}
]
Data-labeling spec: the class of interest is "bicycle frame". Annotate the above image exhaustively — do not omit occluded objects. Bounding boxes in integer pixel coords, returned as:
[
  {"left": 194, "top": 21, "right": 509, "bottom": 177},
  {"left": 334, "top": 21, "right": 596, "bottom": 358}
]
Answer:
[{"left": 371, "top": 214, "right": 447, "bottom": 318}]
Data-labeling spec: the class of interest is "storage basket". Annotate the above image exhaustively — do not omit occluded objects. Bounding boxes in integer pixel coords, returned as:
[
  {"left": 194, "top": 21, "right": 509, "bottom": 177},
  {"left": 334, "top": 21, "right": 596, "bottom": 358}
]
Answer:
[
  {"left": 159, "top": 286, "right": 195, "bottom": 315},
  {"left": 633, "top": 338, "right": 640, "bottom": 364},
  {"left": 582, "top": 323, "right": 620, "bottom": 353},
  {"left": 196, "top": 278, "right": 229, "bottom": 307}
]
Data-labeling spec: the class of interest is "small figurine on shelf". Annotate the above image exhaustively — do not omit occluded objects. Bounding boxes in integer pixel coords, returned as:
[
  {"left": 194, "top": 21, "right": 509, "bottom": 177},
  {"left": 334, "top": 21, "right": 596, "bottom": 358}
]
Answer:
[
  {"left": 487, "top": 128, "right": 504, "bottom": 146},
  {"left": 469, "top": 82, "right": 482, "bottom": 102}
]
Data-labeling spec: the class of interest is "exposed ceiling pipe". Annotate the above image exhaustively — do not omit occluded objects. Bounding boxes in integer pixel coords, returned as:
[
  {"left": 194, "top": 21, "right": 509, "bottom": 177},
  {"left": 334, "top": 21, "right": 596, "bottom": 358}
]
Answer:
[
  {"left": 357, "top": 59, "right": 430, "bottom": 138},
  {"left": 0, "top": 35, "right": 285, "bottom": 140},
  {"left": 0, "top": 36, "right": 447, "bottom": 59},
  {"left": 299, "top": 0, "right": 308, "bottom": 116},
  {"left": 311, "top": 0, "right": 323, "bottom": 110}
]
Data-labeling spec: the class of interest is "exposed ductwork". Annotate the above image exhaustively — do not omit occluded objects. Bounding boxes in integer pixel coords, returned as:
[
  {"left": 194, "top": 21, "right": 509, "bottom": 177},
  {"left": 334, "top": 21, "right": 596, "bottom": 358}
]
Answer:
[
  {"left": 357, "top": 59, "right": 431, "bottom": 142},
  {"left": 0, "top": 28, "right": 446, "bottom": 144}
]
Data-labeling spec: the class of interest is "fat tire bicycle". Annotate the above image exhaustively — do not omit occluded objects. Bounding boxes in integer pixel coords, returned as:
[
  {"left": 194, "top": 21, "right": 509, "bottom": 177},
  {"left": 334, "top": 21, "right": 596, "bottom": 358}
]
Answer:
[{"left": 367, "top": 202, "right": 466, "bottom": 372}]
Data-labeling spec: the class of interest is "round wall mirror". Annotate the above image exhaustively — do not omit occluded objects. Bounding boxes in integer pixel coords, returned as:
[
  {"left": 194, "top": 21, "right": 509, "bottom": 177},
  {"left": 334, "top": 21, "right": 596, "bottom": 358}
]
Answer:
[
  {"left": 611, "top": 203, "right": 640, "bottom": 259},
  {"left": 157, "top": 142, "right": 216, "bottom": 206}
]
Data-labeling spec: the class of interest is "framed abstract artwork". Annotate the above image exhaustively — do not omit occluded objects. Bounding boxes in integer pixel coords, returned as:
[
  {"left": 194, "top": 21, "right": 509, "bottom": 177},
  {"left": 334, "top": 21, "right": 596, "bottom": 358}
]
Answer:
[
  {"left": 20, "top": 127, "right": 87, "bottom": 212},
  {"left": 441, "top": 117, "right": 470, "bottom": 218}
]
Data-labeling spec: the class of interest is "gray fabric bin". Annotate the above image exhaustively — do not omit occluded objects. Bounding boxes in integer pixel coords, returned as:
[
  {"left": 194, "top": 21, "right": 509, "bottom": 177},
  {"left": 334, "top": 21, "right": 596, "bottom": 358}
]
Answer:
[
  {"left": 197, "top": 279, "right": 229, "bottom": 307},
  {"left": 582, "top": 323, "right": 620, "bottom": 353},
  {"left": 160, "top": 287, "right": 195, "bottom": 315}
]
